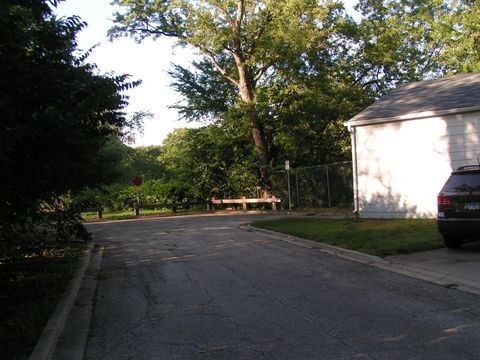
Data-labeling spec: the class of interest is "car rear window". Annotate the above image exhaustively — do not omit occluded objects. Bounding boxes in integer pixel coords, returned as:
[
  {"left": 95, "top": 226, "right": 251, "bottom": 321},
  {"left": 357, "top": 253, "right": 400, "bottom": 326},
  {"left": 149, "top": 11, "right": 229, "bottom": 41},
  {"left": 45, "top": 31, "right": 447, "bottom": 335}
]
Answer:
[{"left": 442, "top": 173, "right": 480, "bottom": 192}]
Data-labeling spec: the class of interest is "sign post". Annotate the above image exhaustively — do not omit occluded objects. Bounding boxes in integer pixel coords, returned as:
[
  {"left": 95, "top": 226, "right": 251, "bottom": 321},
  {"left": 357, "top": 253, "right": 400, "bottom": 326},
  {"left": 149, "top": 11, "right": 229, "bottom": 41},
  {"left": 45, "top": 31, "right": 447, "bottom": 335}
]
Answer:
[
  {"left": 132, "top": 176, "right": 143, "bottom": 216},
  {"left": 286, "top": 161, "right": 292, "bottom": 213}
]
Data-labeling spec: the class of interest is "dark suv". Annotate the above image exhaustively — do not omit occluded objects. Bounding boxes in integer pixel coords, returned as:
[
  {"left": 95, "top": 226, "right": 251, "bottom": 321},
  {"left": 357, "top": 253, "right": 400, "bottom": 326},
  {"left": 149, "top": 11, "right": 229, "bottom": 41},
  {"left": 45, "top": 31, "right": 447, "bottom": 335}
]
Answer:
[{"left": 437, "top": 165, "right": 480, "bottom": 248}]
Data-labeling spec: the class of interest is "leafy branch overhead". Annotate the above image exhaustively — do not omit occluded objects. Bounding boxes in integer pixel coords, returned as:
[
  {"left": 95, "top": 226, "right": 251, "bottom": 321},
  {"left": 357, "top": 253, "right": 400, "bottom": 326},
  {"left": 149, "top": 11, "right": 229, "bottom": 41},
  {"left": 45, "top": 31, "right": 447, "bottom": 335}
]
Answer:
[
  {"left": 0, "top": 0, "right": 143, "bottom": 257},
  {"left": 110, "top": 0, "right": 349, "bottom": 180},
  {"left": 110, "top": 0, "right": 479, "bottom": 181}
]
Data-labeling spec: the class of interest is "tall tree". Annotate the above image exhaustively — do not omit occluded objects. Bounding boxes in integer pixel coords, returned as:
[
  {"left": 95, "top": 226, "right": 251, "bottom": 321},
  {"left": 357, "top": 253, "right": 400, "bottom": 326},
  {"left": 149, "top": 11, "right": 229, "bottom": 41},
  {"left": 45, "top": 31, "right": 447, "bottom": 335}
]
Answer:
[
  {"left": 110, "top": 0, "right": 347, "bottom": 180},
  {"left": 166, "top": 12, "right": 367, "bottom": 167},
  {"left": 436, "top": 0, "right": 480, "bottom": 73},
  {"left": 0, "top": 0, "right": 140, "bottom": 255},
  {"left": 354, "top": 0, "right": 480, "bottom": 95}
]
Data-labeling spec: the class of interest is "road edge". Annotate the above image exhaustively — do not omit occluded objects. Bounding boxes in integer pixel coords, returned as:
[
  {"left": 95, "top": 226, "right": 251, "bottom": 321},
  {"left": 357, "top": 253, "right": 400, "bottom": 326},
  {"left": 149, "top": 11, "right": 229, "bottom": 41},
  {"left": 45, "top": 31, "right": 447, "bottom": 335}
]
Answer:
[
  {"left": 28, "top": 242, "right": 94, "bottom": 360},
  {"left": 50, "top": 243, "right": 105, "bottom": 360},
  {"left": 248, "top": 226, "right": 480, "bottom": 296}
]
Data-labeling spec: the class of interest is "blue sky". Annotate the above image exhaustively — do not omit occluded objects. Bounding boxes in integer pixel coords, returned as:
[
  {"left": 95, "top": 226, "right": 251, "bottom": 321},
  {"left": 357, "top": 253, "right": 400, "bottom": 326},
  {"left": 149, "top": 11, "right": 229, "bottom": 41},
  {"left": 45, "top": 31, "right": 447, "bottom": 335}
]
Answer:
[{"left": 54, "top": 0, "right": 358, "bottom": 147}]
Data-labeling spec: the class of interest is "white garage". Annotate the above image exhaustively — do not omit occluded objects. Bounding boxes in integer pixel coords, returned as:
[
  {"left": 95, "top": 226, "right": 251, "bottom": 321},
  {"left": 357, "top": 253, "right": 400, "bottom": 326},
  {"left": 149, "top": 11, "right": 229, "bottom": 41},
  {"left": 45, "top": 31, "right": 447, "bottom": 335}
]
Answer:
[{"left": 345, "top": 72, "right": 480, "bottom": 218}]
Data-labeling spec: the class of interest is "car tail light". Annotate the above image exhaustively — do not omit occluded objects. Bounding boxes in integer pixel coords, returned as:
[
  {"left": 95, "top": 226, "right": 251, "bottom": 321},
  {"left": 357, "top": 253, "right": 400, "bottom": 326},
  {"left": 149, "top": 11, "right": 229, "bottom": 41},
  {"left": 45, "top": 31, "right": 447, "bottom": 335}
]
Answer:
[{"left": 437, "top": 194, "right": 451, "bottom": 207}]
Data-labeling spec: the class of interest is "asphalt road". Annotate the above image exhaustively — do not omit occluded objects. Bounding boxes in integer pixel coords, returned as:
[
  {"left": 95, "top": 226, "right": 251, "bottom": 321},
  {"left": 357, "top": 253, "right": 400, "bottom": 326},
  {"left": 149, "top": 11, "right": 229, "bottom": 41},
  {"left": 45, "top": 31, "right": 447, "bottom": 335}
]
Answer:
[{"left": 83, "top": 214, "right": 480, "bottom": 360}]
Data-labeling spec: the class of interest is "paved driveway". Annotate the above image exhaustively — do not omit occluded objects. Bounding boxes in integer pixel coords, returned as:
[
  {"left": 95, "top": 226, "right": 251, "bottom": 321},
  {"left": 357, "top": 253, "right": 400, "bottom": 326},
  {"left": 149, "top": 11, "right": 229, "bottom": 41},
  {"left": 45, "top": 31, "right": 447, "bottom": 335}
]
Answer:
[
  {"left": 388, "top": 241, "right": 480, "bottom": 281},
  {"left": 83, "top": 214, "right": 480, "bottom": 359}
]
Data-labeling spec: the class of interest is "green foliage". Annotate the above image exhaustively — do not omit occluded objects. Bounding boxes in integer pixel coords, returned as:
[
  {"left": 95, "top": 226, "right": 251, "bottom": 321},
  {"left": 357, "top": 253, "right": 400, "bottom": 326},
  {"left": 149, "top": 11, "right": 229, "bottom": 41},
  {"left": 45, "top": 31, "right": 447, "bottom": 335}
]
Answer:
[
  {"left": 84, "top": 124, "right": 261, "bottom": 206},
  {"left": 110, "top": 0, "right": 352, "bottom": 179},
  {"left": 166, "top": 19, "right": 366, "bottom": 168},
  {"left": 75, "top": 184, "right": 136, "bottom": 211},
  {"left": 76, "top": 0, "right": 480, "bottom": 214},
  {"left": 74, "top": 180, "right": 193, "bottom": 212},
  {"left": 435, "top": 1, "right": 480, "bottom": 73},
  {"left": 168, "top": 59, "right": 237, "bottom": 123},
  {"left": 252, "top": 218, "right": 443, "bottom": 257},
  {"left": 159, "top": 126, "right": 259, "bottom": 198},
  {"left": 0, "top": 0, "right": 140, "bottom": 257},
  {"left": 121, "top": 110, "right": 153, "bottom": 145},
  {"left": 354, "top": 0, "right": 480, "bottom": 94},
  {"left": 160, "top": 0, "right": 480, "bottom": 173},
  {"left": 98, "top": 136, "right": 165, "bottom": 184}
]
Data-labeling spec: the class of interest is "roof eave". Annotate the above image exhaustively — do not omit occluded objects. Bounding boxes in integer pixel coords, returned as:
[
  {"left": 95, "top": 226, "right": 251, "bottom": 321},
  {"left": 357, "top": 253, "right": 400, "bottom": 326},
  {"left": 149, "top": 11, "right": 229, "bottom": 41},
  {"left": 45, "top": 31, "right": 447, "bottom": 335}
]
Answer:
[{"left": 344, "top": 105, "right": 480, "bottom": 128}]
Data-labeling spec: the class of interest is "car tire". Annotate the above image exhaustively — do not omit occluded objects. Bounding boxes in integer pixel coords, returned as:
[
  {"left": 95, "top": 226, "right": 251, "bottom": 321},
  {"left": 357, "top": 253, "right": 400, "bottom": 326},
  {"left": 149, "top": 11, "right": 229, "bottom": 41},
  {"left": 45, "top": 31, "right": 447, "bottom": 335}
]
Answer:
[{"left": 443, "top": 235, "right": 463, "bottom": 249}]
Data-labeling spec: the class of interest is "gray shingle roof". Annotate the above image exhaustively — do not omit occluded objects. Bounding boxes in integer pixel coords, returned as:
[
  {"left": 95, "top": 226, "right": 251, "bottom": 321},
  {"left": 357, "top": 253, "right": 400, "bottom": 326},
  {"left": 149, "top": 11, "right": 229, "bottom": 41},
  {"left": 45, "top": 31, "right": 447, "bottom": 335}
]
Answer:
[{"left": 347, "top": 72, "right": 480, "bottom": 125}]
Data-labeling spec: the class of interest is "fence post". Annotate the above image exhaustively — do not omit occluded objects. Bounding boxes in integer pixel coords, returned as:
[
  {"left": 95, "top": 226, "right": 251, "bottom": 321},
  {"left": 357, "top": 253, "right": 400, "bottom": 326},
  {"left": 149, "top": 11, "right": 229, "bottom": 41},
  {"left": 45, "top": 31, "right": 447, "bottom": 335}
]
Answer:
[
  {"left": 287, "top": 169, "right": 292, "bottom": 213},
  {"left": 242, "top": 196, "right": 247, "bottom": 212},
  {"left": 295, "top": 170, "right": 300, "bottom": 209},
  {"left": 134, "top": 202, "right": 140, "bottom": 216},
  {"left": 133, "top": 201, "right": 140, "bottom": 216},
  {"left": 326, "top": 164, "right": 331, "bottom": 208},
  {"left": 272, "top": 196, "right": 277, "bottom": 211}
]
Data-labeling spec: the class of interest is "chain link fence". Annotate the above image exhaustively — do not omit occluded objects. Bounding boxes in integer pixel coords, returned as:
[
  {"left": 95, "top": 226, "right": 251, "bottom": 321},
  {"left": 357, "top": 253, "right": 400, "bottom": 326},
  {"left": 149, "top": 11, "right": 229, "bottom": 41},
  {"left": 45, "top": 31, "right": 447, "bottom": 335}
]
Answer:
[{"left": 271, "top": 161, "right": 354, "bottom": 211}]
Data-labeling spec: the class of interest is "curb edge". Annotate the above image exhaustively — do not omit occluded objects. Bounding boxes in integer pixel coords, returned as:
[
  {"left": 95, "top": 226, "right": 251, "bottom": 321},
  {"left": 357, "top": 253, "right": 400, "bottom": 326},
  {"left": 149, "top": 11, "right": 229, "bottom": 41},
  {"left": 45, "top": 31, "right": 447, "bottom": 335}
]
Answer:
[
  {"left": 29, "top": 241, "right": 94, "bottom": 360},
  {"left": 249, "top": 226, "right": 480, "bottom": 296}
]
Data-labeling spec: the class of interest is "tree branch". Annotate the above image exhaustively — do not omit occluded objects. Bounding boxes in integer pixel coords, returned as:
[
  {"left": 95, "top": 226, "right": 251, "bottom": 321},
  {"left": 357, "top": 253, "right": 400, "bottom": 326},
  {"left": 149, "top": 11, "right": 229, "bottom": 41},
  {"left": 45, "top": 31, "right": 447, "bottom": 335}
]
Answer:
[
  {"left": 216, "top": 3, "right": 235, "bottom": 28},
  {"left": 254, "top": 62, "right": 272, "bottom": 82},
  {"left": 235, "top": 0, "right": 245, "bottom": 32},
  {"left": 203, "top": 50, "right": 240, "bottom": 87},
  {"left": 246, "top": 10, "right": 272, "bottom": 56}
]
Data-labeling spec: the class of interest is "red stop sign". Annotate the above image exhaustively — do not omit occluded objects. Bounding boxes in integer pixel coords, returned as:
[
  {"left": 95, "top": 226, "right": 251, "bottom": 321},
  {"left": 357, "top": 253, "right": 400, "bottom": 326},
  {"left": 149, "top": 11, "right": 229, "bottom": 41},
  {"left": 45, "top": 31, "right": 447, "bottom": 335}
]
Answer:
[{"left": 132, "top": 176, "right": 143, "bottom": 186}]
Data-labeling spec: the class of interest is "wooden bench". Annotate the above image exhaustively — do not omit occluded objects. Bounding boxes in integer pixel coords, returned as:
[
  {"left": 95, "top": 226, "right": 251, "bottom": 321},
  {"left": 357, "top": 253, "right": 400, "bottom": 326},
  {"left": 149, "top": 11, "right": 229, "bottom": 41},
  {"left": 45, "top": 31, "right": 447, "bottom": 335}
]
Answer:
[{"left": 209, "top": 196, "right": 281, "bottom": 211}]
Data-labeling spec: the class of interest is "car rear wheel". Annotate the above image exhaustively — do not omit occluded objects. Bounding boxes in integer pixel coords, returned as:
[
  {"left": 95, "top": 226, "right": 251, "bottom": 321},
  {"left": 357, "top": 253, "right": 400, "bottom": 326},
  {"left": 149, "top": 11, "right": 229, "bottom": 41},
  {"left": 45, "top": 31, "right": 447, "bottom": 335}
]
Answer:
[{"left": 443, "top": 235, "right": 463, "bottom": 249}]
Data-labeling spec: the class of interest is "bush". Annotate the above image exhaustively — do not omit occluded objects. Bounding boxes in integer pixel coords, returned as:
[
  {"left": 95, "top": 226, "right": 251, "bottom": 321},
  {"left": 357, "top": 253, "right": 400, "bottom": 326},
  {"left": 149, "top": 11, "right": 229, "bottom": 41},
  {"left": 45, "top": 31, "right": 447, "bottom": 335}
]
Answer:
[{"left": 74, "top": 180, "right": 197, "bottom": 212}]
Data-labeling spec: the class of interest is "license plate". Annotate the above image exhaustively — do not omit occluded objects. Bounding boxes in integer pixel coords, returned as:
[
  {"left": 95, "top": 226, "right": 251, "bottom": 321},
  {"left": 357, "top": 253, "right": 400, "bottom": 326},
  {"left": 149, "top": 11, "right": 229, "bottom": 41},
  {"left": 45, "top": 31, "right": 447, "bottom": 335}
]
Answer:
[{"left": 464, "top": 202, "right": 480, "bottom": 210}]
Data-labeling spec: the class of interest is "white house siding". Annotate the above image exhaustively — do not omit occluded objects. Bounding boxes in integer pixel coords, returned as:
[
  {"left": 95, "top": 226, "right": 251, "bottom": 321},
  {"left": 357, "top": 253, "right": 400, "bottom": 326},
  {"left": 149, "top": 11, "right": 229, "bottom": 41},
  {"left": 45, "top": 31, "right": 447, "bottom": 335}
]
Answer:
[{"left": 354, "top": 111, "right": 480, "bottom": 218}]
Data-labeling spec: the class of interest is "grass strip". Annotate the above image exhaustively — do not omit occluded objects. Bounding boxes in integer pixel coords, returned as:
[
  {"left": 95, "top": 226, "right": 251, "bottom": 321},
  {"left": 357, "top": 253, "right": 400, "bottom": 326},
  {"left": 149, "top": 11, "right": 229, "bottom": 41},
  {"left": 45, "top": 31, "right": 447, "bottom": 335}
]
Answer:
[
  {"left": 251, "top": 218, "right": 443, "bottom": 257},
  {"left": 82, "top": 208, "right": 210, "bottom": 221},
  {"left": 0, "top": 244, "right": 86, "bottom": 360},
  {"left": 82, "top": 209, "right": 169, "bottom": 221}
]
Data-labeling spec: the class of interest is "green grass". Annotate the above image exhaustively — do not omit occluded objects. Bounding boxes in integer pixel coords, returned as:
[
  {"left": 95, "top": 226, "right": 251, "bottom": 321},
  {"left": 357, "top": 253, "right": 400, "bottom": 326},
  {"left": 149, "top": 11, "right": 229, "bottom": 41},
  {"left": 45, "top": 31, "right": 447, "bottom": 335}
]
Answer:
[
  {"left": 82, "top": 208, "right": 171, "bottom": 221},
  {"left": 0, "top": 244, "right": 86, "bottom": 360},
  {"left": 251, "top": 218, "right": 443, "bottom": 257},
  {"left": 82, "top": 207, "right": 213, "bottom": 222}
]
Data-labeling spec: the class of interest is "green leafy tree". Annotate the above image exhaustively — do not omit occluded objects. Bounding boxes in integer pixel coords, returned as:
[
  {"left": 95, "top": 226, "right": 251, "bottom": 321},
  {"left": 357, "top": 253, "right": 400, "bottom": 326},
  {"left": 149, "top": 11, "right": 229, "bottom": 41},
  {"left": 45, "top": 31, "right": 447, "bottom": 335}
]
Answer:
[
  {"left": 159, "top": 125, "right": 258, "bottom": 198},
  {"left": 168, "top": 59, "right": 238, "bottom": 122},
  {"left": 109, "top": 0, "right": 480, "bottom": 201},
  {"left": 354, "top": 0, "right": 480, "bottom": 94},
  {"left": 436, "top": 0, "right": 480, "bottom": 73},
  {"left": 0, "top": 0, "right": 140, "bottom": 256},
  {"left": 166, "top": 15, "right": 365, "bottom": 168},
  {"left": 110, "top": 0, "right": 348, "bottom": 180}
]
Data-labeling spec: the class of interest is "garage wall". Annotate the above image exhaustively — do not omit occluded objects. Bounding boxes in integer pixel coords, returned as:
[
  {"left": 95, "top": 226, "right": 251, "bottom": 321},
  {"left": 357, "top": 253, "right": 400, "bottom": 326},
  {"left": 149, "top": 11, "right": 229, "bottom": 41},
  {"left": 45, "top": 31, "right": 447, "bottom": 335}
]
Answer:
[{"left": 354, "top": 112, "right": 480, "bottom": 218}]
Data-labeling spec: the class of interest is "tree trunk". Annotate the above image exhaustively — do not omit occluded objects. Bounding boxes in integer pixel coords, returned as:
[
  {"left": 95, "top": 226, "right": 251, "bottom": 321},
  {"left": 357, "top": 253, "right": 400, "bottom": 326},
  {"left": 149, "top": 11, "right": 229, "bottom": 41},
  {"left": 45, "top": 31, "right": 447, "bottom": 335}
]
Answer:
[
  {"left": 240, "top": 92, "right": 270, "bottom": 180},
  {"left": 235, "top": 58, "right": 270, "bottom": 180},
  {"left": 250, "top": 120, "right": 269, "bottom": 180}
]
